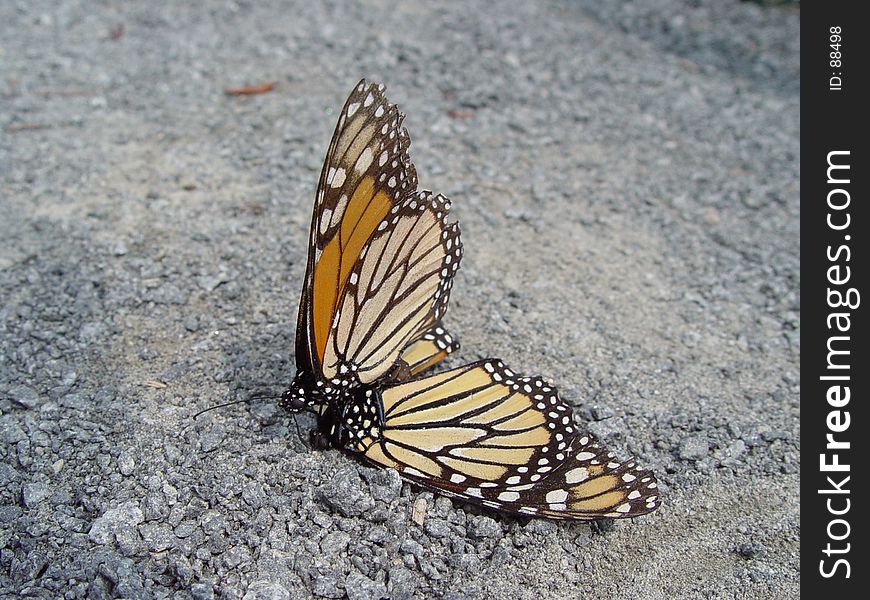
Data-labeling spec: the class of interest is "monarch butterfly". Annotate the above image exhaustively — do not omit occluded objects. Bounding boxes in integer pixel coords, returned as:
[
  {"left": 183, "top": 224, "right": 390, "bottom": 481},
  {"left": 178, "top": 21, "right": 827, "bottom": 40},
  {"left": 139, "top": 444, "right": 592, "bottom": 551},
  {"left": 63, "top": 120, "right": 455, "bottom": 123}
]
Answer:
[{"left": 281, "top": 80, "right": 660, "bottom": 520}]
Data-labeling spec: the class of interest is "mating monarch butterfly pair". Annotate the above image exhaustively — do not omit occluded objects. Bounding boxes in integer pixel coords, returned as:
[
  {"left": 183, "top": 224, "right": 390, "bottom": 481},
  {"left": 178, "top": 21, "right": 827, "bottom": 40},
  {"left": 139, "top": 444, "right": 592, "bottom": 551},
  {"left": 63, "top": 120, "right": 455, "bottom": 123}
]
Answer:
[{"left": 279, "top": 80, "right": 659, "bottom": 520}]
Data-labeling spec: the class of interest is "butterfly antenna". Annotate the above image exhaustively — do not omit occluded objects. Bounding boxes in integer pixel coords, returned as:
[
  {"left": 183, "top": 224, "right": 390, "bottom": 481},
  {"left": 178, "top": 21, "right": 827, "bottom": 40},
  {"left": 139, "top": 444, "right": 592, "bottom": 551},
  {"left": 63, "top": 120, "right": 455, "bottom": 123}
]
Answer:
[
  {"left": 191, "top": 397, "right": 250, "bottom": 420},
  {"left": 191, "top": 388, "right": 277, "bottom": 421}
]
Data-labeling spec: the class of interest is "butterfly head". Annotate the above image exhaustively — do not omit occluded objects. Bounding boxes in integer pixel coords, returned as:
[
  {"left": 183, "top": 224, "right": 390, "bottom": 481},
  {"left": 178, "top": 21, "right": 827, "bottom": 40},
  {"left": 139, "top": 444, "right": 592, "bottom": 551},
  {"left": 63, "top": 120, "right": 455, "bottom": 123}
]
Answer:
[{"left": 280, "top": 373, "right": 320, "bottom": 413}]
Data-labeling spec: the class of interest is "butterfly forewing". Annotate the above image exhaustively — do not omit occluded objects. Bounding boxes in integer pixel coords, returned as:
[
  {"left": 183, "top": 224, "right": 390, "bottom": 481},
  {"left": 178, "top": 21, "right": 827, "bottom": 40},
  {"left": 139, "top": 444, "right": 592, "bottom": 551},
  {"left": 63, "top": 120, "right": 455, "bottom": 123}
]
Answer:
[
  {"left": 353, "top": 360, "right": 660, "bottom": 519},
  {"left": 296, "top": 80, "right": 419, "bottom": 376}
]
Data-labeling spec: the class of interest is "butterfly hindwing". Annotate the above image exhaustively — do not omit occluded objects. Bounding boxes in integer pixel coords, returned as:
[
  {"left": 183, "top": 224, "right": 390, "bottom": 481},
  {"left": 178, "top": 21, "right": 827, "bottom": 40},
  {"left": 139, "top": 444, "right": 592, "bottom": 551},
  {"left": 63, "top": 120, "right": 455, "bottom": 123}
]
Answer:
[
  {"left": 398, "top": 321, "right": 460, "bottom": 377},
  {"left": 351, "top": 360, "right": 659, "bottom": 519},
  {"left": 321, "top": 191, "right": 462, "bottom": 384}
]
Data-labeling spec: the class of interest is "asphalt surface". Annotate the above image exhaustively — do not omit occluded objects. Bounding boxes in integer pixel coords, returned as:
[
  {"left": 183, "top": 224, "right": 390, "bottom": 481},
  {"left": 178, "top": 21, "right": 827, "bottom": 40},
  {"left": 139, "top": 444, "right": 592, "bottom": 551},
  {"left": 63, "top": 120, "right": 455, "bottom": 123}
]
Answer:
[{"left": 1, "top": 1, "right": 800, "bottom": 598}]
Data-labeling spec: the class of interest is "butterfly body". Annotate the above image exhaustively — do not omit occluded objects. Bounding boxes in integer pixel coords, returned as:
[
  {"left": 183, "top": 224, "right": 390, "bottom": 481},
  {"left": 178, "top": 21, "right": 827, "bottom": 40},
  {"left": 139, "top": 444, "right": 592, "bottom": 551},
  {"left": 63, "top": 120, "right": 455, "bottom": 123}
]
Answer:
[{"left": 282, "top": 79, "right": 660, "bottom": 520}]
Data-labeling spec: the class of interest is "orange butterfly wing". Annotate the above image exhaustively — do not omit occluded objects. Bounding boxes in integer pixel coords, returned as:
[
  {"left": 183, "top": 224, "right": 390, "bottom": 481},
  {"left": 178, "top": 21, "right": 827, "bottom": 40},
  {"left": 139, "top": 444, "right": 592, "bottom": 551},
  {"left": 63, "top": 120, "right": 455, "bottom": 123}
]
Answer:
[
  {"left": 351, "top": 360, "right": 660, "bottom": 520},
  {"left": 296, "top": 80, "right": 417, "bottom": 376},
  {"left": 295, "top": 81, "right": 462, "bottom": 388}
]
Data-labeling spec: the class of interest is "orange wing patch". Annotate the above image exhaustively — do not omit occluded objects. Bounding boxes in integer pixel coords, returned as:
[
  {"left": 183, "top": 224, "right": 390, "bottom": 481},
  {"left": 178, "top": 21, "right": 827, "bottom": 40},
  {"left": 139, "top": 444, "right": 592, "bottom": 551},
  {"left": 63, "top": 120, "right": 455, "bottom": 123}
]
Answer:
[
  {"left": 313, "top": 177, "right": 392, "bottom": 362},
  {"left": 302, "top": 80, "right": 417, "bottom": 370}
]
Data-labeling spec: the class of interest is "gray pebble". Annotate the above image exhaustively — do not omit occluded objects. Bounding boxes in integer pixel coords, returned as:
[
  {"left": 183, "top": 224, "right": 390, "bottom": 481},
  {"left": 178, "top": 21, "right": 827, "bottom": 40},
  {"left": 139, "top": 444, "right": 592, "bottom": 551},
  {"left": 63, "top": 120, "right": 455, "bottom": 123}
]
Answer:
[
  {"left": 138, "top": 522, "right": 176, "bottom": 552},
  {"left": 317, "top": 466, "right": 375, "bottom": 518},
  {"left": 243, "top": 581, "right": 291, "bottom": 600},
  {"left": 590, "top": 404, "right": 615, "bottom": 420},
  {"left": 586, "top": 418, "right": 626, "bottom": 440},
  {"left": 311, "top": 573, "right": 344, "bottom": 599},
  {"left": 191, "top": 583, "right": 216, "bottom": 600},
  {"left": 145, "top": 282, "right": 188, "bottom": 305},
  {"left": 735, "top": 540, "right": 765, "bottom": 559},
  {"left": 387, "top": 566, "right": 417, "bottom": 600},
  {"left": 118, "top": 451, "right": 135, "bottom": 476},
  {"left": 9, "top": 385, "right": 41, "bottom": 409},
  {"left": 361, "top": 467, "right": 402, "bottom": 503},
  {"left": 88, "top": 500, "right": 145, "bottom": 545},
  {"left": 679, "top": 435, "right": 710, "bottom": 461},
  {"left": 345, "top": 572, "right": 388, "bottom": 600},
  {"left": 320, "top": 530, "right": 351, "bottom": 555},
  {"left": 469, "top": 516, "right": 502, "bottom": 539},
  {"left": 399, "top": 538, "right": 425, "bottom": 560},
  {"left": 22, "top": 481, "right": 51, "bottom": 507},
  {"left": 200, "top": 427, "right": 226, "bottom": 453},
  {"left": 365, "top": 525, "right": 390, "bottom": 545},
  {"left": 717, "top": 439, "right": 748, "bottom": 468},
  {"left": 424, "top": 518, "right": 450, "bottom": 538},
  {"left": 450, "top": 552, "right": 482, "bottom": 572}
]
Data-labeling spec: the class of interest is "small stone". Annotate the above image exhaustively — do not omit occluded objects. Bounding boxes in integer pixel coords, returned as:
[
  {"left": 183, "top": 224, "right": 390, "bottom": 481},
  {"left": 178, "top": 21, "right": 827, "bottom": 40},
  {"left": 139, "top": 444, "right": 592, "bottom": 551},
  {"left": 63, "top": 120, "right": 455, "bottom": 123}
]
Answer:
[
  {"left": 586, "top": 417, "right": 625, "bottom": 439},
  {"left": 365, "top": 525, "right": 389, "bottom": 544},
  {"left": 717, "top": 440, "right": 748, "bottom": 468},
  {"left": 387, "top": 566, "right": 417, "bottom": 600},
  {"left": 60, "top": 393, "right": 88, "bottom": 410},
  {"left": 0, "top": 463, "right": 19, "bottom": 487},
  {"left": 16, "top": 440, "right": 32, "bottom": 468},
  {"left": 361, "top": 467, "right": 402, "bottom": 503},
  {"left": 224, "top": 546, "right": 252, "bottom": 568},
  {"left": 197, "top": 272, "right": 230, "bottom": 292},
  {"left": 173, "top": 555, "right": 194, "bottom": 586},
  {"left": 345, "top": 572, "right": 387, "bottom": 600},
  {"left": 243, "top": 581, "right": 290, "bottom": 600},
  {"left": 191, "top": 583, "right": 215, "bottom": 600},
  {"left": 312, "top": 512, "right": 333, "bottom": 529},
  {"left": 678, "top": 435, "right": 710, "bottom": 461},
  {"left": 118, "top": 451, "right": 135, "bottom": 476},
  {"left": 22, "top": 482, "right": 51, "bottom": 507},
  {"left": 146, "top": 282, "right": 188, "bottom": 305},
  {"left": 61, "top": 370, "right": 78, "bottom": 386},
  {"left": 761, "top": 430, "right": 788, "bottom": 442},
  {"left": 89, "top": 500, "right": 145, "bottom": 544},
  {"left": 316, "top": 467, "right": 375, "bottom": 517},
  {"left": 590, "top": 404, "right": 615, "bottom": 420},
  {"left": 424, "top": 518, "right": 450, "bottom": 538},
  {"left": 399, "top": 538, "right": 425, "bottom": 560},
  {"left": 490, "top": 543, "right": 510, "bottom": 566},
  {"left": 115, "top": 525, "right": 143, "bottom": 556},
  {"left": 449, "top": 552, "right": 481, "bottom": 572},
  {"left": 139, "top": 523, "right": 177, "bottom": 552},
  {"left": 311, "top": 573, "right": 343, "bottom": 599},
  {"left": 174, "top": 521, "right": 197, "bottom": 538},
  {"left": 735, "top": 540, "right": 765, "bottom": 559},
  {"left": 9, "top": 385, "right": 41, "bottom": 409},
  {"left": 469, "top": 516, "right": 502, "bottom": 539},
  {"left": 411, "top": 497, "right": 427, "bottom": 525},
  {"left": 320, "top": 531, "right": 351, "bottom": 555},
  {"left": 366, "top": 508, "right": 389, "bottom": 523},
  {"left": 200, "top": 427, "right": 226, "bottom": 453},
  {"left": 524, "top": 519, "right": 557, "bottom": 536},
  {"left": 420, "top": 557, "right": 446, "bottom": 580}
]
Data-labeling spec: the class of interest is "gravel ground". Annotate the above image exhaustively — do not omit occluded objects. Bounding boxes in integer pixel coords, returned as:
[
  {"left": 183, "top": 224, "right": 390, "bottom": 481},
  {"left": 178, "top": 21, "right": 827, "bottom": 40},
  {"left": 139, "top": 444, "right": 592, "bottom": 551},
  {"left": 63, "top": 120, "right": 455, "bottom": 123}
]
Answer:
[{"left": 1, "top": 1, "right": 799, "bottom": 598}]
